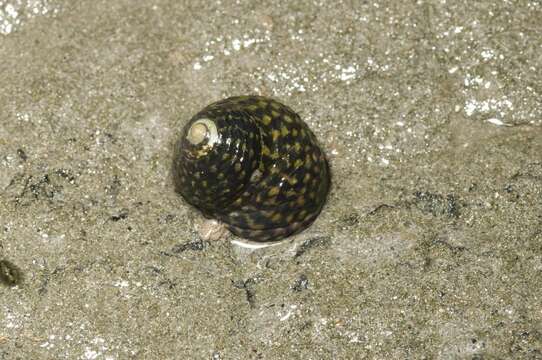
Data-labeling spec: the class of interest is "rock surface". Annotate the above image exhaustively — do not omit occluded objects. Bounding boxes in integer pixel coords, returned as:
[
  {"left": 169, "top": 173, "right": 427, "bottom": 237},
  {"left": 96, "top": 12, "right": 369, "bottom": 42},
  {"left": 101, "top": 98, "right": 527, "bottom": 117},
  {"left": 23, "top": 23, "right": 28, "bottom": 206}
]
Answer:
[{"left": 0, "top": 1, "right": 541, "bottom": 358}]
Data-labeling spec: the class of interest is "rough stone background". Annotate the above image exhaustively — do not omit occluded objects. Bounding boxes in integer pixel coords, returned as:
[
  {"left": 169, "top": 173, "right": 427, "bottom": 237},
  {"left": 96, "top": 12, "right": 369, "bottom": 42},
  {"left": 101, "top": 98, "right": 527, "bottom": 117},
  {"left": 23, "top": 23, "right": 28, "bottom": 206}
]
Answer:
[{"left": 1, "top": 0, "right": 541, "bottom": 359}]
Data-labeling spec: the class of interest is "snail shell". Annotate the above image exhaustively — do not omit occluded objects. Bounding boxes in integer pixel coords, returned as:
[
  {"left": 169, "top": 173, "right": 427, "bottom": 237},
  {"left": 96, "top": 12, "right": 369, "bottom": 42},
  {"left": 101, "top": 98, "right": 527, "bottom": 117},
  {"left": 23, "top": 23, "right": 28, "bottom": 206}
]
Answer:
[{"left": 172, "top": 96, "right": 330, "bottom": 243}]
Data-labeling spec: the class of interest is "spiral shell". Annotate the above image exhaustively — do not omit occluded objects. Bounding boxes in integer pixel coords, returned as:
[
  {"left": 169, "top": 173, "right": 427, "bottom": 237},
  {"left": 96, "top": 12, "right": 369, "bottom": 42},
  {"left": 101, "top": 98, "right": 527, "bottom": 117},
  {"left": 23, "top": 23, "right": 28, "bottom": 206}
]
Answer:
[{"left": 172, "top": 95, "right": 330, "bottom": 242}]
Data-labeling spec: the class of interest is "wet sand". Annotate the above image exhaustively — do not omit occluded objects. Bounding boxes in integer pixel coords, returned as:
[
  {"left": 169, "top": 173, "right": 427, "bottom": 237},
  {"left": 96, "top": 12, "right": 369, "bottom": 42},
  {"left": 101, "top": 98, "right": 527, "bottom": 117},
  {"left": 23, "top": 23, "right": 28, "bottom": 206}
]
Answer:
[{"left": 1, "top": 1, "right": 541, "bottom": 358}]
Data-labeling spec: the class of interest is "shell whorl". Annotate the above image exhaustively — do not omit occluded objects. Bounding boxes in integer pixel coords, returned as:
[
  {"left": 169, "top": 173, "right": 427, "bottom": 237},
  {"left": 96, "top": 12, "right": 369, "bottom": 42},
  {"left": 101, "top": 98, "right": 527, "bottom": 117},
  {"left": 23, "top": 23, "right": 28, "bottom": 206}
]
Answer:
[{"left": 173, "top": 95, "right": 330, "bottom": 242}]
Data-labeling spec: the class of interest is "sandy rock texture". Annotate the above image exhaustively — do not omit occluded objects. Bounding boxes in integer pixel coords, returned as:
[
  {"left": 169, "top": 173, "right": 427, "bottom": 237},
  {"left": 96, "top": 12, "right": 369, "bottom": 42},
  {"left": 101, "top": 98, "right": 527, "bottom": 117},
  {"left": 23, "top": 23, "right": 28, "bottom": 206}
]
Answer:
[{"left": 1, "top": 1, "right": 541, "bottom": 358}]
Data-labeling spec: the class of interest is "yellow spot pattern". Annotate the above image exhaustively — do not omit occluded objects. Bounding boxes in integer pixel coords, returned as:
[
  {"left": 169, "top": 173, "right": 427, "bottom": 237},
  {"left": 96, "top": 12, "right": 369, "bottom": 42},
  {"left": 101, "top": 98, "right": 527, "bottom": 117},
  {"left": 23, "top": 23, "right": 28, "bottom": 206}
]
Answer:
[{"left": 262, "top": 115, "right": 272, "bottom": 125}]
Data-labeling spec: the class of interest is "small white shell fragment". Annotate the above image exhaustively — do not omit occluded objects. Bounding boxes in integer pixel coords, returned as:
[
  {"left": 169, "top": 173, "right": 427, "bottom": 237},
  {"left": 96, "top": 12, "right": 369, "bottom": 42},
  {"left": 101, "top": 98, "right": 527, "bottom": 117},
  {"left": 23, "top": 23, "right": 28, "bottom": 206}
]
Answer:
[{"left": 486, "top": 118, "right": 510, "bottom": 127}]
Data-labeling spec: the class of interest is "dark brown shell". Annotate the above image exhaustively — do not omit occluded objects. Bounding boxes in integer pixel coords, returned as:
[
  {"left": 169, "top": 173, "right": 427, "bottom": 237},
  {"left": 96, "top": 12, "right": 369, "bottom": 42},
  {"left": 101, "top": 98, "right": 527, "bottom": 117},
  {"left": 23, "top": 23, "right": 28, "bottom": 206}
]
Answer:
[{"left": 172, "top": 96, "right": 330, "bottom": 242}]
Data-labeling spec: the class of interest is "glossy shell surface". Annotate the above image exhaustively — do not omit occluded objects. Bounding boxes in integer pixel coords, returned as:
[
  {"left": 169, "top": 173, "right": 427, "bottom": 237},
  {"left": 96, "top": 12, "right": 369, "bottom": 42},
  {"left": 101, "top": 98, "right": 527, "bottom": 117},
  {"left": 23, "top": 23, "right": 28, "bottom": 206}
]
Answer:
[{"left": 173, "top": 96, "right": 330, "bottom": 242}]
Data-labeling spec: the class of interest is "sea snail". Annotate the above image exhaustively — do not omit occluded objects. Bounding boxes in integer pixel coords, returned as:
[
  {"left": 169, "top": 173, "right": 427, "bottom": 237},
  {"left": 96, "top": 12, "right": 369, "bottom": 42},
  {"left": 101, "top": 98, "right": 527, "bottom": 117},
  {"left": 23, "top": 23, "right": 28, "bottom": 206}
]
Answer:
[{"left": 172, "top": 96, "right": 330, "bottom": 243}]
